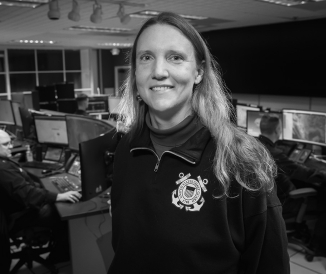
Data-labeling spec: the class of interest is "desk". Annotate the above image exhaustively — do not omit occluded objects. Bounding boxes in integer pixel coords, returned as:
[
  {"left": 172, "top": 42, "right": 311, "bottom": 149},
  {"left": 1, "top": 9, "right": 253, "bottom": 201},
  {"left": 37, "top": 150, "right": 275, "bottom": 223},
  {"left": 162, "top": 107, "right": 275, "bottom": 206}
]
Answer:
[
  {"left": 305, "top": 157, "right": 326, "bottom": 172},
  {"left": 41, "top": 173, "right": 114, "bottom": 274}
]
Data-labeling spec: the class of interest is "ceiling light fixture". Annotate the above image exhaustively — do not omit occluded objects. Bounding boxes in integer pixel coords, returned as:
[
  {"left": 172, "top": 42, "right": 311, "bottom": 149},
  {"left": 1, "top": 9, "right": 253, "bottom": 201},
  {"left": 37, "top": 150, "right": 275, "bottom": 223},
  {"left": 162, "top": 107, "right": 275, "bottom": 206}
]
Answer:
[
  {"left": 90, "top": 0, "right": 102, "bottom": 24},
  {"left": 0, "top": 0, "right": 49, "bottom": 8},
  {"left": 98, "top": 42, "right": 133, "bottom": 47},
  {"left": 129, "top": 10, "right": 208, "bottom": 21},
  {"left": 68, "top": 0, "right": 80, "bottom": 22},
  {"left": 117, "top": 4, "right": 131, "bottom": 25},
  {"left": 111, "top": 48, "right": 120, "bottom": 55},
  {"left": 10, "top": 39, "right": 56, "bottom": 44},
  {"left": 257, "top": 0, "right": 326, "bottom": 6},
  {"left": 68, "top": 25, "right": 132, "bottom": 33},
  {"left": 48, "top": 0, "right": 60, "bottom": 20}
]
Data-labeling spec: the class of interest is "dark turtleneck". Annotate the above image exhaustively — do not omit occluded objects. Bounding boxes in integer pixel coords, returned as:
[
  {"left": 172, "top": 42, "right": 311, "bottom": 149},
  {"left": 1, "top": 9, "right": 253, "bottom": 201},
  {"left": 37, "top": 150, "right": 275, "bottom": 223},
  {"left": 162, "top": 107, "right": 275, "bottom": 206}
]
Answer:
[{"left": 145, "top": 113, "right": 204, "bottom": 157}]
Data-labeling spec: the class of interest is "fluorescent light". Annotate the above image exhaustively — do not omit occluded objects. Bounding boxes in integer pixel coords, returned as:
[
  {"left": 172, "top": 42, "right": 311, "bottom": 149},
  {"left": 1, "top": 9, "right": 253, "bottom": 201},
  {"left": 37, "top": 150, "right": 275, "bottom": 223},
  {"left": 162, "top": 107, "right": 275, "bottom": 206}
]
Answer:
[
  {"left": 10, "top": 39, "right": 57, "bottom": 44},
  {"left": 130, "top": 10, "right": 208, "bottom": 20},
  {"left": 257, "top": 0, "right": 326, "bottom": 6},
  {"left": 98, "top": 42, "right": 133, "bottom": 47},
  {"left": 68, "top": 25, "right": 132, "bottom": 33},
  {"left": 0, "top": 0, "right": 49, "bottom": 8}
]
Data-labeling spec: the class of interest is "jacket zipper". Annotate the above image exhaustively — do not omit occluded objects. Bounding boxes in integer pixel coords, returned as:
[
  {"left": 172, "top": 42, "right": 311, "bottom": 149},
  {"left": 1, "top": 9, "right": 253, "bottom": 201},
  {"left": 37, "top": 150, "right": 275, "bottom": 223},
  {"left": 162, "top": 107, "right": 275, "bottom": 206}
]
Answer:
[{"left": 130, "top": 148, "right": 196, "bottom": 172}]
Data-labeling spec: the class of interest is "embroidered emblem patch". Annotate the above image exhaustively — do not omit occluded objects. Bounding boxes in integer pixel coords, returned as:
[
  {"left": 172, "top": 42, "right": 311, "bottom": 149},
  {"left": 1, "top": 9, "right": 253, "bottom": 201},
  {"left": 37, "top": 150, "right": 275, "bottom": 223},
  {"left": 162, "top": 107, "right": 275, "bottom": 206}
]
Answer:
[{"left": 172, "top": 172, "right": 208, "bottom": 212}]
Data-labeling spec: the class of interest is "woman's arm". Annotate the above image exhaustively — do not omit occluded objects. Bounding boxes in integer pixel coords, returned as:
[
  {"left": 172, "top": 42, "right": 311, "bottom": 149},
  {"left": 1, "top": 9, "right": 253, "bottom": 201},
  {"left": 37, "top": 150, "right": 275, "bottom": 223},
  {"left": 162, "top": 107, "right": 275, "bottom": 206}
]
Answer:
[{"left": 240, "top": 188, "right": 290, "bottom": 274}]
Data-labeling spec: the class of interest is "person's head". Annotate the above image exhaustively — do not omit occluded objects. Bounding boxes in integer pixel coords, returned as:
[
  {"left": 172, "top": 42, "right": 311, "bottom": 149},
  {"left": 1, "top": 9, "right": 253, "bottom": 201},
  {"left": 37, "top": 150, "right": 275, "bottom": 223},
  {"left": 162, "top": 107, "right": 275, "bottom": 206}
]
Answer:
[
  {"left": 120, "top": 12, "right": 230, "bottom": 132},
  {"left": 0, "top": 129, "right": 12, "bottom": 157},
  {"left": 260, "top": 114, "right": 282, "bottom": 143},
  {"left": 76, "top": 93, "right": 89, "bottom": 110}
]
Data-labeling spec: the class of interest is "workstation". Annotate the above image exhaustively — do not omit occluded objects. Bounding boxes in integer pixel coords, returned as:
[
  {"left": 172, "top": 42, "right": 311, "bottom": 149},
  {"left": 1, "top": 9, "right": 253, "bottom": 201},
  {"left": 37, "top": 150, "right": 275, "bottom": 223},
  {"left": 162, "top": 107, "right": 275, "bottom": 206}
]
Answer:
[
  {"left": 234, "top": 103, "right": 326, "bottom": 174},
  {"left": 0, "top": 96, "right": 119, "bottom": 274},
  {"left": 1, "top": 1, "right": 326, "bottom": 274}
]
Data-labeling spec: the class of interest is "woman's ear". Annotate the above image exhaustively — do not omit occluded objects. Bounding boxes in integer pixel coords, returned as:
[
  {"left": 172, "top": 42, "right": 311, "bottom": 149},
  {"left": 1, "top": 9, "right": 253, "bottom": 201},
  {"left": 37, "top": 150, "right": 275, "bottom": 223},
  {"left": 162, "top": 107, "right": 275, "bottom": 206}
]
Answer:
[{"left": 195, "top": 63, "right": 204, "bottom": 84}]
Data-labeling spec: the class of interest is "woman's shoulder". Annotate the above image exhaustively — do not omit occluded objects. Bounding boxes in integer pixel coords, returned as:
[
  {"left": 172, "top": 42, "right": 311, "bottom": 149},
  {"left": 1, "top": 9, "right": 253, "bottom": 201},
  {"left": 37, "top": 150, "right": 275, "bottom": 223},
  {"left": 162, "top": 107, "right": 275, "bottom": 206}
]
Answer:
[
  {"left": 227, "top": 180, "right": 281, "bottom": 219},
  {"left": 242, "top": 186, "right": 281, "bottom": 219}
]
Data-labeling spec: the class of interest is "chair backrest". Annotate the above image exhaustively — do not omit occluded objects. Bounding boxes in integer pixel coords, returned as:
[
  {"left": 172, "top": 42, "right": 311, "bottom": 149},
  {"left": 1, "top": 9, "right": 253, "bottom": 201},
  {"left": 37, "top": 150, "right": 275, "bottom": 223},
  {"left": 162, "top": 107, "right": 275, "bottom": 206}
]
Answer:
[{"left": 0, "top": 208, "right": 11, "bottom": 274}]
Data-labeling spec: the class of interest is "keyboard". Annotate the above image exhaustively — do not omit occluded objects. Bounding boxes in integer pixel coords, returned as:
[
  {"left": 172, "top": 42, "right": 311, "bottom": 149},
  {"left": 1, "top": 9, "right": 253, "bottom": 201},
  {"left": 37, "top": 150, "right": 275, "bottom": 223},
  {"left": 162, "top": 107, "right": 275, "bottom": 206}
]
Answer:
[
  {"left": 22, "top": 161, "right": 63, "bottom": 170},
  {"left": 51, "top": 176, "right": 81, "bottom": 193}
]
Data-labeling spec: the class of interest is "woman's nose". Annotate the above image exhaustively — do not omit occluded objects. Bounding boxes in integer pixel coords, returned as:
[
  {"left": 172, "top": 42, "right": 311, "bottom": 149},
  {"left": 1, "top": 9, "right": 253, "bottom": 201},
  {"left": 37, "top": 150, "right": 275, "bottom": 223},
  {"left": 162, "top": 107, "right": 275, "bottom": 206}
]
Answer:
[{"left": 152, "top": 58, "right": 169, "bottom": 80}]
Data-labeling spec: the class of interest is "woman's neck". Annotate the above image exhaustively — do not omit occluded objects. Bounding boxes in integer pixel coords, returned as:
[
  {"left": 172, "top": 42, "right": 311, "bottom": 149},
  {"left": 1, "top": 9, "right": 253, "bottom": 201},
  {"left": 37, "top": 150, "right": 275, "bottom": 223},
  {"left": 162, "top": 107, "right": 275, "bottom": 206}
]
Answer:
[{"left": 148, "top": 108, "right": 193, "bottom": 130}]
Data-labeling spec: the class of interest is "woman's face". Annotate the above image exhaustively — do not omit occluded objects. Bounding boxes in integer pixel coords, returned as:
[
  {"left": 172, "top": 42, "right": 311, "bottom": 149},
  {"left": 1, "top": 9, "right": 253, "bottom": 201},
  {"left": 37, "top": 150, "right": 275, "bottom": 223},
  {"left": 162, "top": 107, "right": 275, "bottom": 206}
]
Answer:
[{"left": 135, "top": 24, "right": 202, "bottom": 126}]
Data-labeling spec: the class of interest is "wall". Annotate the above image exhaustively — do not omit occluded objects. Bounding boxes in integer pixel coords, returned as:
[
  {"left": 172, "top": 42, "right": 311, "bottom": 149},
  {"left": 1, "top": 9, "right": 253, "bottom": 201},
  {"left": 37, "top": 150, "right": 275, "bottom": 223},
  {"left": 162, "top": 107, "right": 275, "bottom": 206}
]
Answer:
[
  {"left": 202, "top": 18, "right": 326, "bottom": 98},
  {"left": 98, "top": 48, "right": 130, "bottom": 95}
]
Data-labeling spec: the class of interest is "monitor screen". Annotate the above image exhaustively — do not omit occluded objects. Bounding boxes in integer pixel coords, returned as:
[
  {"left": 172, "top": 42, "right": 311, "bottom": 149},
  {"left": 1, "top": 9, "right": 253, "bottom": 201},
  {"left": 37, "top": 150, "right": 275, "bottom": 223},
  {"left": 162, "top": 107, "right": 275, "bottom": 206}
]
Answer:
[
  {"left": 57, "top": 99, "right": 77, "bottom": 114},
  {"left": 236, "top": 104, "right": 261, "bottom": 129},
  {"left": 0, "top": 100, "right": 15, "bottom": 125},
  {"left": 44, "top": 147, "right": 63, "bottom": 162},
  {"left": 34, "top": 115, "right": 68, "bottom": 145},
  {"left": 247, "top": 111, "right": 283, "bottom": 139},
  {"left": 56, "top": 83, "right": 75, "bottom": 99},
  {"left": 79, "top": 129, "right": 119, "bottom": 201},
  {"left": 11, "top": 92, "right": 25, "bottom": 107},
  {"left": 66, "top": 115, "right": 114, "bottom": 151},
  {"left": 11, "top": 102, "right": 23, "bottom": 127},
  {"left": 36, "top": 85, "right": 56, "bottom": 102},
  {"left": 282, "top": 109, "right": 326, "bottom": 147}
]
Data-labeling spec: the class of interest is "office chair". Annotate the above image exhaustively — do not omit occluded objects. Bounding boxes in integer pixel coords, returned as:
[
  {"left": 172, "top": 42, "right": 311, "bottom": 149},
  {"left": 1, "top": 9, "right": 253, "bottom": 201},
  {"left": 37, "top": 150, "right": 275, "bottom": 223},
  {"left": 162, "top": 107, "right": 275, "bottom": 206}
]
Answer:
[
  {"left": 9, "top": 216, "right": 59, "bottom": 274},
  {"left": 284, "top": 187, "right": 319, "bottom": 261}
]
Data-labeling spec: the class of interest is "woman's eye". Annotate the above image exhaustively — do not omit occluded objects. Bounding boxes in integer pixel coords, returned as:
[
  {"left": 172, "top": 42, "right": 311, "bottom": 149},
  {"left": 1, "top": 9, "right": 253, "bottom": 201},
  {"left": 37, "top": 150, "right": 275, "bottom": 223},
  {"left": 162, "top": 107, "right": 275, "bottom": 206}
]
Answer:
[
  {"left": 140, "top": 55, "right": 152, "bottom": 62},
  {"left": 169, "top": 55, "right": 184, "bottom": 63}
]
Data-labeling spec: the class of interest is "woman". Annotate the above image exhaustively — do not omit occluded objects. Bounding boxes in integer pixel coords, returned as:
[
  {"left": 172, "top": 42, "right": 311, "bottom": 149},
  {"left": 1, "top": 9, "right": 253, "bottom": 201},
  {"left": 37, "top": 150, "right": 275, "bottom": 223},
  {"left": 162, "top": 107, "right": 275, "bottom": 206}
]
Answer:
[{"left": 109, "top": 12, "right": 289, "bottom": 274}]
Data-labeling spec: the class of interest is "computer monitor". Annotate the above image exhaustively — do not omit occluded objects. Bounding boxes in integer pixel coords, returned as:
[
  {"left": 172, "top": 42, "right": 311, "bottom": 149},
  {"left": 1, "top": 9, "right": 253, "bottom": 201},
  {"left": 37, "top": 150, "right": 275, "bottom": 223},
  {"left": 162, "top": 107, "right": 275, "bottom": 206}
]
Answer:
[
  {"left": 57, "top": 99, "right": 77, "bottom": 114},
  {"left": 0, "top": 100, "right": 15, "bottom": 125},
  {"left": 247, "top": 110, "right": 283, "bottom": 139},
  {"left": 282, "top": 109, "right": 326, "bottom": 147},
  {"left": 19, "top": 107, "right": 35, "bottom": 140},
  {"left": 36, "top": 85, "right": 56, "bottom": 102},
  {"left": 79, "top": 129, "right": 119, "bottom": 201},
  {"left": 66, "top": 115, "right": 114, "bottom": 151},
  {"left": 236, "top": 104, "right": 261, "bottom": 129},
  {"left": 108, "top": 96, "right": 121, "bottom": 119},
  {"left": 24, "top": 91, "right": 40, "bottom": 110},
  {"left": 87, "top": 99, "right": 107, "bottom": 113},
  {"left": 11, "top": 92, "right": 25, "bottom": 107},
  {"left": 11, "top": 102, "right": 23, "bottom": 128},
  {"left": 34, "top": 115, "right": 68, "bottom": 145},
  {"left": 55, "top": 82, "right": 75, "bottom": 99}
]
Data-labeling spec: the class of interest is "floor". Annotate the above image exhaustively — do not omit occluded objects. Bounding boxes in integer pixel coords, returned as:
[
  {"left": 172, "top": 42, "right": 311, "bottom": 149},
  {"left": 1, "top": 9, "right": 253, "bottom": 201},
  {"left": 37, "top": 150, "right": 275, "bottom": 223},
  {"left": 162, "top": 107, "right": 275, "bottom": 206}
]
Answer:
[{"left": 10, "top": 245, "right": 326, "bottom": 274}]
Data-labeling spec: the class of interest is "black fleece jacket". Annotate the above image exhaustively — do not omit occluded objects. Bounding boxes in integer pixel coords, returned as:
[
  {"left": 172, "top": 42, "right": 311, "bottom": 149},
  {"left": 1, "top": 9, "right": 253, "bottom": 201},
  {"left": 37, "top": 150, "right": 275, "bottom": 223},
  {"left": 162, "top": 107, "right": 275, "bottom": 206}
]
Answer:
[{"left": 109, "top": 123, "right": 290, "bottom": 274}]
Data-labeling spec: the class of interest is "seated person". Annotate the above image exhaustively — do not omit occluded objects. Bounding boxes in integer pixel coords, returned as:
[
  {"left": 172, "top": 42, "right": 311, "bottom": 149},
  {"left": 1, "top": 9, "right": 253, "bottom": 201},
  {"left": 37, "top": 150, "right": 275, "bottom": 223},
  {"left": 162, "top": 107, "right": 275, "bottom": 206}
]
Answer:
[
  {"left": 257, "top": 114, "right": 326, "bottom": 255},
  {"left": 258, "top": 115, "right": 326, "bottom": 188},
  {"left": 0, "top": 129, "right": 82, "bottom": 269},
  {"left": 74, "top": 93, "right": 89, "bottom": 116}
]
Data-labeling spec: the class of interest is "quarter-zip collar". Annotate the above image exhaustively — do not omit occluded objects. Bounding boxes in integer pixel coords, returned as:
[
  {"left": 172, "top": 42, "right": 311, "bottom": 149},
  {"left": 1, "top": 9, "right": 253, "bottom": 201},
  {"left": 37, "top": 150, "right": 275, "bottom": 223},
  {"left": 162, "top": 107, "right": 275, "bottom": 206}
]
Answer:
[{"left": 129, "top": 116, "right": 212, "bottom": 164}]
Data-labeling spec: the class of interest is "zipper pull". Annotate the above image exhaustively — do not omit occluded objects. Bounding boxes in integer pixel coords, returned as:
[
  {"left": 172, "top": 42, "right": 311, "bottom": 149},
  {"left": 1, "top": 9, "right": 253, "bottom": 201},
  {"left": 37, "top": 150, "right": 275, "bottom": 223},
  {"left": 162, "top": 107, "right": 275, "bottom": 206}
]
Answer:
[{"left": 154, "top": 160, "right": 160, "bottom": 172}]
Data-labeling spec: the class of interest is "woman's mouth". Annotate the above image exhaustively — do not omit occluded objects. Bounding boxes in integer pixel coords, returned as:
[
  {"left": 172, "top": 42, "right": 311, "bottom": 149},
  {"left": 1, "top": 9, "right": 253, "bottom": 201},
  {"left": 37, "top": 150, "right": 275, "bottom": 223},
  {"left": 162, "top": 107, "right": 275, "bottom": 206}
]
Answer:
[{"left": 150, "top": 86, "right": 173, "bottom": 91}]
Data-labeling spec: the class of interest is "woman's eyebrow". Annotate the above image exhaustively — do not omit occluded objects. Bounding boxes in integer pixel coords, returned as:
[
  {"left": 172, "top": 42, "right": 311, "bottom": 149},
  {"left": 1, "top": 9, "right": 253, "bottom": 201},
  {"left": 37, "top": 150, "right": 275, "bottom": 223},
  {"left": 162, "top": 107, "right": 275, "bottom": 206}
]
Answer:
[{"left": 136, "top": 50, "right": 152, "bottom": 57}]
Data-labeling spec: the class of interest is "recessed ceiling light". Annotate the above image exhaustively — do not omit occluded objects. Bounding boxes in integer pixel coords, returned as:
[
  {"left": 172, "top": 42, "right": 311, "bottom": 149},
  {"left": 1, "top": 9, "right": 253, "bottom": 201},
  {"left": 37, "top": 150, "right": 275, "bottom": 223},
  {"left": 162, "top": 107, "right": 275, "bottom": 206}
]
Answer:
[
  {"left": 98, "top": 42, "right": 133, "bottom": 47},
  {"left": 68, "top": 25, "right": 133, "bottom": 33},
  {"left": 0, "top": 0, "right": 49, "bottom": 8},
  {"left": 10, "top": 39, "right": 56, "bottom": 44},
  {"left": 129, "top": 10, "right": 208, "bottom": 20},
  {"left": 257, "top": 0, "right": 325, "bottom": 6}
]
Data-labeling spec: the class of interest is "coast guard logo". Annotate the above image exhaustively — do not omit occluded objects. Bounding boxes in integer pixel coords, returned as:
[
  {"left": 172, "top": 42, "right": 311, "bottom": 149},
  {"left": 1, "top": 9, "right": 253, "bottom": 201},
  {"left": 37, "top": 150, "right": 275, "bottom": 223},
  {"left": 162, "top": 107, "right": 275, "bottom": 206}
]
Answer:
[{"left": 172, "top": 172, "right": 208, "bottom": 212}]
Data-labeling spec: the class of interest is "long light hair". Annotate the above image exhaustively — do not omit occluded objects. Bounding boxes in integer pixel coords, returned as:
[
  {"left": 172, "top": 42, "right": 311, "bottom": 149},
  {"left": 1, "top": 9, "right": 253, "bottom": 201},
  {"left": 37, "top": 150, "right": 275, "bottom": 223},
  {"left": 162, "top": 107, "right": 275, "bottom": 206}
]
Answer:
[{"left": 117, "top": 12, "right": 276, "bottom": 197}]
